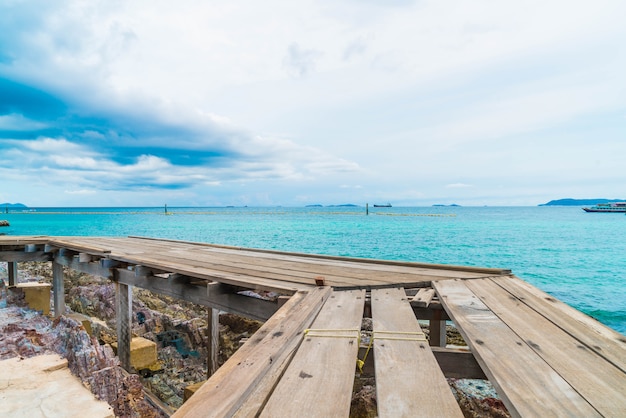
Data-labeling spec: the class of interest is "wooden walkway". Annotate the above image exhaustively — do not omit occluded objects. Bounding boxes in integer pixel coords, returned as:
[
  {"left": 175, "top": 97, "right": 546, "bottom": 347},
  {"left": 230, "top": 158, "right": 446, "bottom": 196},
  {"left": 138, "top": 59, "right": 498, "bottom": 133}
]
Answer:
[{"left": 1, "top": 235, "right": 625, "bottom": 417}]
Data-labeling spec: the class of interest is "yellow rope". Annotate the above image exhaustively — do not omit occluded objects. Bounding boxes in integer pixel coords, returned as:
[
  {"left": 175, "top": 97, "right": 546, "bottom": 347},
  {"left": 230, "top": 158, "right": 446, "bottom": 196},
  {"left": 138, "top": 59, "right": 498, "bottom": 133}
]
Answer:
[
  {"left": 303, "top": 328, "right": 360, "bottom": 339},
  {"left": 374, "top": 330, "right": 428, "bottom": 341},
  {"left": 302, "top": 328, "right": 428, "bottom": 374}
]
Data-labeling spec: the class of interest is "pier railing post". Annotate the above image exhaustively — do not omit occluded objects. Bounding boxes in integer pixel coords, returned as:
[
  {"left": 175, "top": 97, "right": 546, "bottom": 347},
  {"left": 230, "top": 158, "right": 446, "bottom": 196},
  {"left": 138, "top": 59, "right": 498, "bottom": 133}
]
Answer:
[
  {"left": 8, "top": 261, "right": 18, "bottom": 286},
  {"left": 116, "top": 281, "right": 133, "bottom": 371},
  {"left": 52, "top": 262, "right": 66, "bottom": 317}
]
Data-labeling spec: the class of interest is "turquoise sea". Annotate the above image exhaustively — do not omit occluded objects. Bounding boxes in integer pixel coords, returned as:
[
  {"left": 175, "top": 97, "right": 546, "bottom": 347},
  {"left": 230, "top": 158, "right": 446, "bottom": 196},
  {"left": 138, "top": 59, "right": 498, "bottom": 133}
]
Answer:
[{"left": 2, "top": 206, "right": 625, "bottom": 334}]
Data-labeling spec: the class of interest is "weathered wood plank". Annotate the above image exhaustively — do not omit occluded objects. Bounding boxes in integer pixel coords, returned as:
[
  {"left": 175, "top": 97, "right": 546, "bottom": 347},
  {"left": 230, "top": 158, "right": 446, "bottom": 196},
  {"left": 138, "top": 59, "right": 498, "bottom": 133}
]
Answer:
[
  {"left": 260, "top": 290, "right": 366, "bottom": 417},
  {"left": 129, "top": 235, "right": 511, "bottom": 275},
  {"left": 173, "top": 287, "right": 332, "bottom": 418},
  {"left": 493, "top": 275, "right": 626, "bottom": 374},
  {"left": 411, "top": 287, "right": 435, "bottom": 307},
  {"left": 466, "top": 277, "right": 626, "bottom": 417},
  {"left": 434, "top": 279, "right": 600, "bottom": 417},
  {"left": 371, "top": 288, "right": 463, "bottom": 418}
]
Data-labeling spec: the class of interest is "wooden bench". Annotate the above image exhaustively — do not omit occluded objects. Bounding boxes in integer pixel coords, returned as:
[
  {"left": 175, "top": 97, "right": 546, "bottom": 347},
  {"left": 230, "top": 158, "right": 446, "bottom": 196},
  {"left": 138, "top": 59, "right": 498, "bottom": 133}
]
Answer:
[
  {"left": 434, "top": 277, "right": 626, "bottom": 417},
  {"left": 371, "top": 288, "right": 464, "bottom": 417},
  {"left": 260, "top": 289, "right": 366, "bottom": 417}
]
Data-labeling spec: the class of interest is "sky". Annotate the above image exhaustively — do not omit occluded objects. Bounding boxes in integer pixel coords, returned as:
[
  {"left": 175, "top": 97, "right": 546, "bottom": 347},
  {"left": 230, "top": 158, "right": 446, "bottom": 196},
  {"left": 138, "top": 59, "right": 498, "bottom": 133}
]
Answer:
[{"left": 1, "top": 0, "right": 625, "bottom": 207}]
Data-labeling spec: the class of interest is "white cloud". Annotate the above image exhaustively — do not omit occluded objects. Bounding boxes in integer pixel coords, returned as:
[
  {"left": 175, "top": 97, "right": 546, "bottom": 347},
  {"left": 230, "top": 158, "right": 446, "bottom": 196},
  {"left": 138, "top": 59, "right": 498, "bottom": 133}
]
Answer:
[{"left": 1, "top": 0, "right": 625, "bottom": 206}]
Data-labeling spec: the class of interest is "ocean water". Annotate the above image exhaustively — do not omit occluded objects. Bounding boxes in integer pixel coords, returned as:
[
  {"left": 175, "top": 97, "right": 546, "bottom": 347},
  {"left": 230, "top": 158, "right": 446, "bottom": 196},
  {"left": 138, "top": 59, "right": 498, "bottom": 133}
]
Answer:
[{"left": 2, "top": 206, "right": 625, "bottom": 334}]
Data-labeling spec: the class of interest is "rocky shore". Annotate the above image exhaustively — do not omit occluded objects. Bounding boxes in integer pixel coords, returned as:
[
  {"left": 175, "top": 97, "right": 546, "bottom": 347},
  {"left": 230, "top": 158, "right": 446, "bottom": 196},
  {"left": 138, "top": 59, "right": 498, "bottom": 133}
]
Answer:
[{"left": 1, "top": 261, "right": 509, "bottom": 417}]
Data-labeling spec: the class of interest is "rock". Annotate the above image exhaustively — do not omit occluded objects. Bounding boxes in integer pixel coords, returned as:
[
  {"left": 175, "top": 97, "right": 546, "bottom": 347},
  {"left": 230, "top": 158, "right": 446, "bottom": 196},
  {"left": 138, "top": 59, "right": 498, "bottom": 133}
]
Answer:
[
  {"left": 0, "top": 220, "right": 9, "bottom": 226},
  {"left": 449, "top": 379, "right": 511, "bottom": 417}
]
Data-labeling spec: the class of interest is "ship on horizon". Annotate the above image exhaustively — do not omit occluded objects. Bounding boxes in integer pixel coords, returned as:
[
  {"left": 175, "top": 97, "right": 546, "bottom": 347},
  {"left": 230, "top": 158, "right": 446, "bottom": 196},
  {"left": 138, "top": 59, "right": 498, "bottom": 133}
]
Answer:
[{"left": 582, "top": 202, "right": 626, "bottom": 213}]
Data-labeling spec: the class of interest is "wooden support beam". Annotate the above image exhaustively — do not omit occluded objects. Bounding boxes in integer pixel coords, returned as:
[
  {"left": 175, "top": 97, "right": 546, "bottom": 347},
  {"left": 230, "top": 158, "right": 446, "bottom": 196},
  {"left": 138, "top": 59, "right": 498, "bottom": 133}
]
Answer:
[
  {"left": 207, "top": 308, "right": 219, "bottom": 378},
  {"left": 54, "top": 253, "right": 114, "bottom": 278},
  {"left": 429, "top": 309, "right": 447, "bottom": 347},
  {"left": 431, "top": 347, "right": 486, "bottom": 379},
  {"left": 24, "top": 244, "right": 40, "bottom": 253},
  {"left": 115, "top": 281, "right": 133, "bottom": 371},
  {"left": 52, "top": 262, "right": 65, "bottom": 317},
  {"left": 7, "top": 261, "right": 18, "bottom": 286},
  {"left": 78, "top": 252, "right": 93, "bottom": 263},
  {"left": 117, "top": 269, "right": 277, "bottom": 321},
  {"left": 0, "top": 251, "right": 52, "bottom": 263},
  {"left": 412, "top": 302, "right": 450, "bottom": 321}
]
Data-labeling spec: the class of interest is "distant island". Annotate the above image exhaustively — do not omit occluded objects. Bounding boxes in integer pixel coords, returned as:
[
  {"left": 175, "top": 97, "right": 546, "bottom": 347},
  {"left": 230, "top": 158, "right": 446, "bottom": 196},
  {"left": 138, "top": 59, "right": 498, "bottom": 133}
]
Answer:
[
  {"left": 539, "top": 198, "right": 625, "bottom": 206},
  {"left": 2, "top": 203, "right": 28, "bottom": 213},
  {"left": 1, "top": 203, "right": 28, "bottom": 208},
  {"left": 433, "top": 204, "right": 461, "bottom": 207}
]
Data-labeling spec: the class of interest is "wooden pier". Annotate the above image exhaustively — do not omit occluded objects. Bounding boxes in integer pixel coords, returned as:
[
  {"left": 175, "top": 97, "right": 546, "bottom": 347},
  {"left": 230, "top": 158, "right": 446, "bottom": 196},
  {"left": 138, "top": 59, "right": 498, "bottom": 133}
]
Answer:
[{"left": 1, "top": 235, "right": 625, "bottom": 417}]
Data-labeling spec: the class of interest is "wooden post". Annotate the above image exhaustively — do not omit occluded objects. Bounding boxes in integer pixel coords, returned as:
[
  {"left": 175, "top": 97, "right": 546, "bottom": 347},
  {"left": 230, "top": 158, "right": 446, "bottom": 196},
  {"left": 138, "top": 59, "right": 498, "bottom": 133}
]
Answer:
[
  {"left": 7, "top": 261, "right": 18, "bottom": 286},
  {"left": 116, "top": 281, "right": 133, "bottom": 371},
  {"left": 52, "top": 262, "right": 65, "bottom": 317},
  {"left": 366, "top": 203, "right": 369, "bottom": 215},
  {"left": 207, "top": 307, "right": 220, "bottom": 378},
  {"left": 429, "top": 309, "right": 447, "bottom": 347}
]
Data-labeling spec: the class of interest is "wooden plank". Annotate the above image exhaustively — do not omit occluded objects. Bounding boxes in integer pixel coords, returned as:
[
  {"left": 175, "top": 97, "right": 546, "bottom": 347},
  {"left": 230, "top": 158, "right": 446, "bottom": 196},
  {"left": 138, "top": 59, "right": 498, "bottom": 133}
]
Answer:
[
  {"left": 411, "top": 287, "right": 435, "bottom": 307},
  {"left": 371, "top": 288, "right": 463, "bottom": 418},
  {"left": 173, "top": 287, "right": 332, "bottom": 418},
  {"left": 129, "top": 235, "right": 511, "bottom": 275},
  {"left": 260, "top": 290, "right": 366, "bottom": 417},
  {"left": 47, "top": 237, "right": 112, "bottom": 255},
  {"left": 434, "top": 279, "right": 600, "bottom": 417},
  {"left": 494, "top": 275, "right": 626, "bottom": 373},
  {"left": 466, "top": 277, "right": 626, "bottom": 417}
]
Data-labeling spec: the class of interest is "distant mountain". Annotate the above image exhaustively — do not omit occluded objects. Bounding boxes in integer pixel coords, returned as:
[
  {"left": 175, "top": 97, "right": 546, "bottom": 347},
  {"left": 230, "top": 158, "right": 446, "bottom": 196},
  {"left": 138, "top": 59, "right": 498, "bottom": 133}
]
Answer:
[
  {"left": 1, "top": 202, "right": 28, "bottom": 208},
  {"left": 539, "top": 198, "right": 625, "bottom": 206}
]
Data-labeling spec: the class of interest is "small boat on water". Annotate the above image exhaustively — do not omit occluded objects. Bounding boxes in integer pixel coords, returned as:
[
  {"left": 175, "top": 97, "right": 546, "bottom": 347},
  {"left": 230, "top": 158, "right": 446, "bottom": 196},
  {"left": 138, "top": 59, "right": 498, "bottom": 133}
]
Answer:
[
  {"left": 373, "top": 203, "right": 392, "bottom": 208},
  {"left": 582, "top": 202, "right": 626, "bottom": 213}
]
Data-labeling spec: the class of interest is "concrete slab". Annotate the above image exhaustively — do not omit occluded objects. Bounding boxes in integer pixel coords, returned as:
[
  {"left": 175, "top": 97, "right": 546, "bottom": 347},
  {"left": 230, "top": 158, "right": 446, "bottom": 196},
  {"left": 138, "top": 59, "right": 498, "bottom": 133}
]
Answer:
[{"left": 0, "top": 354, "right": 114, "bottom": 418}]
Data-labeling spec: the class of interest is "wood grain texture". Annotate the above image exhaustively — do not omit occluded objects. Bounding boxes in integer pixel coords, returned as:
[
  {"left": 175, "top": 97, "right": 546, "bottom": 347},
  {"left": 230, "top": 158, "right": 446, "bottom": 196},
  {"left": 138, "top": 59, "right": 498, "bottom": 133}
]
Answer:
[
  {"left": 466, "top": 277, "right": 626, "bottom": 417},
  {"left": 173, "top": 287, "right": 332, "bottom": 418},
  {"left": 372, "top": 288, "right": 464, "bottom": 418},
  {"left": 260, "top": 290, "right": 366, "bottom": 417},
  {"left": 435, "top": 279, "right": 600, "bottom": 417}
]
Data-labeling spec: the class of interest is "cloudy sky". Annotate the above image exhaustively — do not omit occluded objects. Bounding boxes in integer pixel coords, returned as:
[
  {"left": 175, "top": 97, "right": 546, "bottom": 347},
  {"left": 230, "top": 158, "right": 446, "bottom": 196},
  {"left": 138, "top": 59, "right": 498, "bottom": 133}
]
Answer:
[{"left": 1, "top": 1, "right": 624, "bottom": 207}]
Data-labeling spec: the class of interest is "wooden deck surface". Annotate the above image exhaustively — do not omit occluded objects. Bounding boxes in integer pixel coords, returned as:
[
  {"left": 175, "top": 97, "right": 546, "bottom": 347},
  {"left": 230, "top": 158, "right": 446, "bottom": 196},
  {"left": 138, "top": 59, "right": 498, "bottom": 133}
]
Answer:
[{"left": 2, "top": 235, "right": 625, "bottom": 417}]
